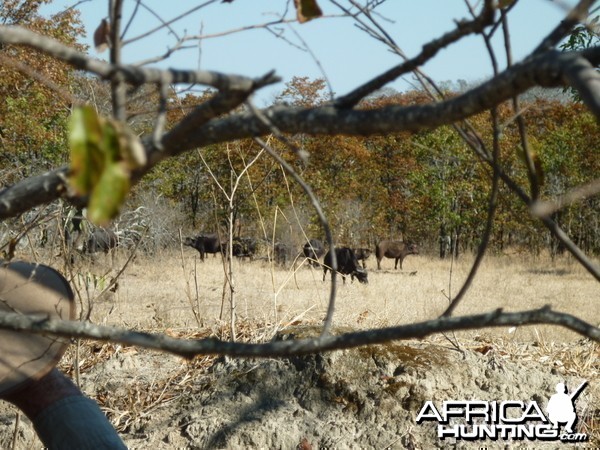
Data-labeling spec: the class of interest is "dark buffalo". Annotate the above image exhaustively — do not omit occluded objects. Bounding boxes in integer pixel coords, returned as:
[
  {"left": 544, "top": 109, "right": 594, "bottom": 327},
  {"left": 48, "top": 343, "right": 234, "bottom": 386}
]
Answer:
[
  {"left": 184, "top": 233, "right": 223, "bottom": 261},
  {"left": 353, "top": 247, "right": 372, "bottom": 269},
  {"left": 82, "top": 228, "right": 118, "bottom": 254},
  {"left": 323, "top": 247, "right": 368, "bottom": 284},
  {"left": 225, "top": 237, "right": 258, "bottom": 260},
  {"left": 375, "top": 240, "right": 418, "bottom": 270},
  {"left": 303, "top": 239, "right": 325, "bottom": 267},
  {"left": 273, "top": 242, "right": 294, "bottom": 267}
]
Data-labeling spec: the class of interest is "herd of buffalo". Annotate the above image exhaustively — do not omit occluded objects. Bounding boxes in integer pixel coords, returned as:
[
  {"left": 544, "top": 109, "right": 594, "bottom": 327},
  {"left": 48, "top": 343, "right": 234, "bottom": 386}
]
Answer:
[
  {"left": 77, "top": 228, "right": 419, "bottom": 285},
  {"left": 183, "top": 234, "right": 419, "bottom": 285}
]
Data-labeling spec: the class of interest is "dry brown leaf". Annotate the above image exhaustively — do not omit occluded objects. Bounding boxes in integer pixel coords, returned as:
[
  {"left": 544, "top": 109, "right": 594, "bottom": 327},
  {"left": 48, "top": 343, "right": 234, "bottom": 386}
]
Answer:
[
  {"left": 94, "top": 18, "right": 111, "bottom": 53},
  {"left": 294, "top": 0, "right": 323, "bottom": 23}
]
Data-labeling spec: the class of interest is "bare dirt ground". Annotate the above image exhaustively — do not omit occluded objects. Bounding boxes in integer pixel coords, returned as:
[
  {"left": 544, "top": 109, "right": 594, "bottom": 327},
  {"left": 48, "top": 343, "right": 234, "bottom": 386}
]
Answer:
[{"left": 0, "top": 249, "right": 598, "bottom": 449}]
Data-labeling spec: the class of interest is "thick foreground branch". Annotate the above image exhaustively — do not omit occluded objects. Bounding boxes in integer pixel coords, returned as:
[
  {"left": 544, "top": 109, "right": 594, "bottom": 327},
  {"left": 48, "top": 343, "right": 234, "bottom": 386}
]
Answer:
[
  {"left": 194, "top": 49, "right": 600, "bottom": 143},
  {"left": 0, "top": 307, "right": 597, "bottom": 359}
]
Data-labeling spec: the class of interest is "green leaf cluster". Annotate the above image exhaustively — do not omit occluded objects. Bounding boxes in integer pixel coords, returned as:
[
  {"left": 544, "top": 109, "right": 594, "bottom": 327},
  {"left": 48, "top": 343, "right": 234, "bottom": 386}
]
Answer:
[{"left": 68, "top": 106, "right": 145, "bottom": 226}]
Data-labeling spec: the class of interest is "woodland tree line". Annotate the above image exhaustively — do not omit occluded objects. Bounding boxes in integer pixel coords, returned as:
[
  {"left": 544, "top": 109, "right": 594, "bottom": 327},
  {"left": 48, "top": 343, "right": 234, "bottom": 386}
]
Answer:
[
  {"left": 1, "top": 6, "right": 597, "bottom": 259},
  {"left": 153, "top": 80, "right": 600, "bottom": 258}
]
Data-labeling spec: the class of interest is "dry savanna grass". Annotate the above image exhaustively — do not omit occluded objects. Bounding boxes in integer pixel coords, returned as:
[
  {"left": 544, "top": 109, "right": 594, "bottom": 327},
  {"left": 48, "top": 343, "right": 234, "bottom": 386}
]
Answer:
[{"left": 76, "top": 248, "right": 599, "bottom": 344}]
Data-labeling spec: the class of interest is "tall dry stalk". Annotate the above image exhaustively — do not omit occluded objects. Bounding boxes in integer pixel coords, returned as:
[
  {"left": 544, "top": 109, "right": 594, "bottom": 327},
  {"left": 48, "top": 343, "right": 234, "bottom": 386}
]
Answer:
[
  {"left": 178, "top": 228, "right": 202, "bottom": 327},
  {"left": 199, "top": 144, "right": 264, "bottom": 342}
]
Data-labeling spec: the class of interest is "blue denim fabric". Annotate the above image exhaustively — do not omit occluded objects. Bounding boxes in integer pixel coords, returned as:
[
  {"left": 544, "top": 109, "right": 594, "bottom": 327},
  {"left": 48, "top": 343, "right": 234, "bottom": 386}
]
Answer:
[{"left": 33, "top": 395, "right": 126, "bottom": 449}]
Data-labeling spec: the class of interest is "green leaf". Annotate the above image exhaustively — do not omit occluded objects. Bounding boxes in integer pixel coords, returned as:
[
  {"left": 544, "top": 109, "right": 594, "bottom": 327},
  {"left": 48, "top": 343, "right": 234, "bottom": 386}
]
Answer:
[
  {"left": 87, "top": 162, "right": 130, "bottom": 225},
  {"left": 113, "top": 120, "right": 146, "bottom": 169},
  {"left": 101, "top": 117, "right": 121, "bottom": 162},
  {"left": 68, "top": 105, "right": 105, "bottom": 196},
  {"left": 68, "top": 105, "right": 146, "bottom": 226}
]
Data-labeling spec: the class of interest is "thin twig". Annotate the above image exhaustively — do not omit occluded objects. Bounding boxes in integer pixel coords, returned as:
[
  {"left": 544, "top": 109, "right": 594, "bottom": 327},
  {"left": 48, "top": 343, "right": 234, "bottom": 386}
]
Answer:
[
  {"left": 246, "top": 101, "right": 338, "bottom": 336},
  {"left": 333, "top": 0, "right": 495, "bottom": 108},
  {"left": 531, "top": 179, "right": 600, "bottom": 217},
  {"left": 110, "top": 0, "right": 127, "bottom": 121},
  {"left": 122, "top": 1, "right": 217, "bottom": 46}
]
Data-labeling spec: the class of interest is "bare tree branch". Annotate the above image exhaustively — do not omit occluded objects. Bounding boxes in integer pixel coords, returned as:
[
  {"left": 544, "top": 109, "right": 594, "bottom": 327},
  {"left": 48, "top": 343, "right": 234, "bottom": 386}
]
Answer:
[
  {"left": 0, "top": 25, "right": 278, "bottom": 91},
  {"left": 532, "top": 0, "right": 596, "bottom": 54},
  {"left": 110, "top": 0, "right": 127, "bottom": 121},
  {"left": 531, "top": 178, "right": 600, "bottom": 217},
  {"left": 333, "top": 0, "right": 496, "bottom": 108},
  {"left": 185, "top": 50, "right": 600, "bottom": 141},
  {"left": 121, "top": 0, "right": 218, "bottom": 46},
  {"left": 0, "top": 307, "right": 596, "bottom": 359},
  {"left": 0, "top": 169, "right": 70, "bottom": 219},
  {"left": 562, "top": 53, "right": 600, "bottom": 117}
]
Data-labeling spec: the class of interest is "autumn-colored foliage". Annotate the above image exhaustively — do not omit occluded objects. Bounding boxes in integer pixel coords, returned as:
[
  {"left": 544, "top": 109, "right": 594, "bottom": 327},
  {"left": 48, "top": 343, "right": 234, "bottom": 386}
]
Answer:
[
  {"left": 139, "top": 77, "right": 599, "bottom": 257},
  {"left": 0, "top": 0, "right": 84, "bottom": 182}
]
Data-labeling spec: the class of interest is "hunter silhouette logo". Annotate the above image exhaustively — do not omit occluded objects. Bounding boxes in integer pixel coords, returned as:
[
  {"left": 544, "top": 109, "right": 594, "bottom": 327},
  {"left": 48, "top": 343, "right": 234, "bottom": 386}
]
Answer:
[
  {"left": 416, "top": 380, "right": 589, "bottom": 442},
  {"left": 547, "top": 381, "right": 587, "bottom": 434}
]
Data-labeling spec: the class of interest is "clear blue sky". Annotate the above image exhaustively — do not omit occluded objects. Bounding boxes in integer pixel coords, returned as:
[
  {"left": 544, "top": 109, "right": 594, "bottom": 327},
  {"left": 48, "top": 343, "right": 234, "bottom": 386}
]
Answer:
[{"left": 42, "top": 0, "right": 578, "bottom": 104}]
